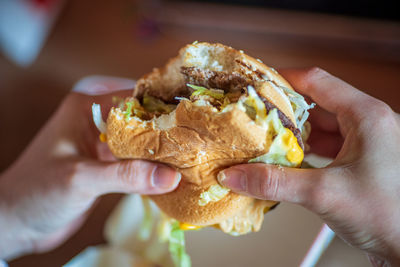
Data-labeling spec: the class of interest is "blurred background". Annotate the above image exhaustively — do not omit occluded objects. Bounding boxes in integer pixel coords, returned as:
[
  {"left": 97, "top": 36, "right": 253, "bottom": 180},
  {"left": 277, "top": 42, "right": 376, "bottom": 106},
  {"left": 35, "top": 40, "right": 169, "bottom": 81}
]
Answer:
[{"left": 1, "top": 0, "right": 399, "bottom": 266}]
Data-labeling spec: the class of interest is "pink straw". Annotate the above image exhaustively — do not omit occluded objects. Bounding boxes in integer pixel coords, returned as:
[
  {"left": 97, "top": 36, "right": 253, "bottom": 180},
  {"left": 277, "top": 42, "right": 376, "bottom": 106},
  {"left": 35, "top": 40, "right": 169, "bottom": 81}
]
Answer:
[{"left": 300, "top": 224, "right": 335, "bottom": 267}]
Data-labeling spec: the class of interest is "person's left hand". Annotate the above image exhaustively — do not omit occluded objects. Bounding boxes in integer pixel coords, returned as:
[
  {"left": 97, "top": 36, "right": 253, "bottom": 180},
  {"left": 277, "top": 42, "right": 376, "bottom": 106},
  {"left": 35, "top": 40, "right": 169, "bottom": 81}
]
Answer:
[{"left": 0, "top": 78, "right": 181, "bottom": 260}]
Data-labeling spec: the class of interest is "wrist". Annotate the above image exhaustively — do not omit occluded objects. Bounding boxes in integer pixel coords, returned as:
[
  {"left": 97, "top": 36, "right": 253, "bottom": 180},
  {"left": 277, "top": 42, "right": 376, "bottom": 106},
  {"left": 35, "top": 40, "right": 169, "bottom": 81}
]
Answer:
[
  {"left": 0, "top": 171, "right": 34, "bottom": 260},
  {"left": 368, "top": 254, "right": 400, "bottom": 267},
  {"left": 0, "top": 214, "right": 32, "bottom": 260}
]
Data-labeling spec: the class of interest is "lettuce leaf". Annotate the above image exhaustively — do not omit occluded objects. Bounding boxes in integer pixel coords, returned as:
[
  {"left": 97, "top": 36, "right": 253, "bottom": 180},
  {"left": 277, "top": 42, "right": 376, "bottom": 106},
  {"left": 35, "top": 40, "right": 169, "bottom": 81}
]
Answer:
[
  {"left": 187, "top": 84, "right": 224, "bottom": 100},
  {"left": 123, "top": 101, "right": 133, "bottom": 121},
  {"left": 142, "top": 93, "right": 176, "bottom": 113},
  {"left": 198, "top": 184, "right": 230, "bottom": 206},
  {"left": 169, "top": 222, "right": 191, "bottom": 267},
  {"left": 157, "top": 216, "right": 192, "bottom": 267},
  {"left": 122, "top": 99, "right": 146, "bottom": 121},
  {"left": 137, "top": 196, "right": 154, "bottom": 241}
]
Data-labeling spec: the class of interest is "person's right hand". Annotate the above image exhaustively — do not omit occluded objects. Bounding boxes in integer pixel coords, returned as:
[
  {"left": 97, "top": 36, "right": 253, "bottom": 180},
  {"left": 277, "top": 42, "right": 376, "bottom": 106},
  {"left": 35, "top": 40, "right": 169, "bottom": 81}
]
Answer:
[{"left": 218, "top": 68, "right": 400, "bottom": 266}]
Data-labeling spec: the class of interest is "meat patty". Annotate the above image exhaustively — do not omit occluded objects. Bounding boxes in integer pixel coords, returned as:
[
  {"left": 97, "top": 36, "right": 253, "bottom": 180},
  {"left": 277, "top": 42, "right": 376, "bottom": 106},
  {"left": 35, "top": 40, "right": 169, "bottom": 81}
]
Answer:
[
  {"left": 181, "top": 67, "right": 304, "bottom": 150},
  {"left": 261, "top": 97, "right": 304, "bottom": 150},
  {"left": 181, "top": 66, "right": 252, "bottom": 92}
]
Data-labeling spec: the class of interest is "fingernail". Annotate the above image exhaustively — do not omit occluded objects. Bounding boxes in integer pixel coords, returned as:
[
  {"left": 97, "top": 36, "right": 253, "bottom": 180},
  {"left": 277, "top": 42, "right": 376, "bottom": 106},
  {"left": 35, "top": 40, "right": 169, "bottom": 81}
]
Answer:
[
  {"left": 151, "top": 166, "right": 181, "bottom": 189},
  {"left": 218, "top": 168, "right": 247, "bottom": 192}
]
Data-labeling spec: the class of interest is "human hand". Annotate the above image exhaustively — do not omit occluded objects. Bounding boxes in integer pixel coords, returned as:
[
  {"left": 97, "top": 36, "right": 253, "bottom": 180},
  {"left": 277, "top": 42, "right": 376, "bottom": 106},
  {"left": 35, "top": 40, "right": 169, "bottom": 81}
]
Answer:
[
  {"left": 218, "top": 68, "right": 400, "bottom": 266},
  {"left": 0, "top": 77, "right": 181, "bottom": 260}
]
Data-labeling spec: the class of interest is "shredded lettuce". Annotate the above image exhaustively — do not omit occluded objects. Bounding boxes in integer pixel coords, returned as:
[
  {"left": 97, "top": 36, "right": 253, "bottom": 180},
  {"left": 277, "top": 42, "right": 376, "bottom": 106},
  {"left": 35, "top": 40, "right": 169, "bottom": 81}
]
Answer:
[
  {"left": 175, "top": 96, "right": 189, "bottom": 102},
  {"left": 279, "top": 86, "right": 315, "bottom": 131},
  {"left": 237, "top": 86, "right": 304, "bottom": 166},
  {"left": 137, "top": 199, "right": 192, "bottom": 267},
  {"left": 122, "top": 99, "right": 146, "bottom": 121},
  {"left": 169, "top": 221, "right": 191, "bottom": 267},
  {"left": 265, "top": 108, "right": 284, "bottom": 133},
  {"left": 242, "top": 85, "right": 267, "bottom": 125},
  {"left": 187, "top": 84, "right": 224, "bottom": 100},
  {"left": 198, "top": 184, "right": 230, "bottom": 206},
  {"left": 157, "top": 216, "right": 191, "bottom": 267},
  {"left": 122, "top": 94, "right": 175, "bottom": 122},
  {"left": 142, "top": 93, "right": 176, "bottom": 113},
  {"left": 92, "top": 103, "right": 107, "bottom": 134},
  {"left": 123, "top": 101, "right": 133, "bottom": 121},
  {"left": 249, "top": 109, "right": 301, "bottom": 167},
  {"left": 137, "top": 196, "right": 154, "bottom": 241},
  {"left": 158, "top": 214, "right": 174, "bottom": 243}
]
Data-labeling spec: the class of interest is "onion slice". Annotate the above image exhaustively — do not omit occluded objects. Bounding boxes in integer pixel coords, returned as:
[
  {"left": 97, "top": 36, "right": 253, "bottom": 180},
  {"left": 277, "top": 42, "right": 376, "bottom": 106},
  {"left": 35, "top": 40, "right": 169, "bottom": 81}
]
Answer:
[
  {"left": 92, "top": 103, "right": 107, "bottom": 134},
  {"left": 280, "top": 86, "right": 315, "bottom": 131}
]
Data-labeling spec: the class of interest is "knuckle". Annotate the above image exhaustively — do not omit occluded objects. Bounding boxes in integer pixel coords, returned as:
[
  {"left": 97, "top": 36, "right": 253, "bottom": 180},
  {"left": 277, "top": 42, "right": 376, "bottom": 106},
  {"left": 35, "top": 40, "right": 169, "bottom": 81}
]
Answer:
[
  {"left": 259, "top": 166, "right": 281, "bottom": 200},
  {"left": 370, "top": 100, "right": 394, "bottom": 124},
  {"left": 305, "top": 167, "right": 348, "bottom": 215},
  {"left": 115, "top": 160, "right": 156, "bottom": 190},
  {"left": 306, "top": 178, "right": 328, "bottom": 212},
  {"left": 66, "top": 160, "right": 96, "bottom": 193},
  {"left": 302, "top": 67, "right": 331, "bottom": 95},
  {"left": 358, "top": 98, "right": 395, "bottom": 130},
  {"left": 304, "top": 67, "right": 330, "bottom": 81},
  {"left": 301, "top": 168, "right": 332, "bottom": 212},
  {"left": 116, "top": 161, "right": 138, "bottom": 186}
]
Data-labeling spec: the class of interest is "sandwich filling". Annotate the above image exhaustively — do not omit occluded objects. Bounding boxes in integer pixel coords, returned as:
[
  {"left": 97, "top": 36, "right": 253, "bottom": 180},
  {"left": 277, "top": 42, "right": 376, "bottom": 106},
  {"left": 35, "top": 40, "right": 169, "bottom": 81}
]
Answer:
[
  {"left": 92, "top": 81, "right": 309, "bottom": 201},
  {"left": 102, "top": 81, "right": 307, "bottom": 168}
]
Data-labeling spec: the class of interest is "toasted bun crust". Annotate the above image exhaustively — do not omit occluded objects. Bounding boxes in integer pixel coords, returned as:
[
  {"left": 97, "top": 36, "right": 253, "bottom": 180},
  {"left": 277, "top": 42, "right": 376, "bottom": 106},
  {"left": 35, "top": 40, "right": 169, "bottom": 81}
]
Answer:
[
  {"left": 106, "top": 42, "right": 300, "bottom": 233},
  {"left": 135, "top": 42, "right": 297, "bottom": 127}
]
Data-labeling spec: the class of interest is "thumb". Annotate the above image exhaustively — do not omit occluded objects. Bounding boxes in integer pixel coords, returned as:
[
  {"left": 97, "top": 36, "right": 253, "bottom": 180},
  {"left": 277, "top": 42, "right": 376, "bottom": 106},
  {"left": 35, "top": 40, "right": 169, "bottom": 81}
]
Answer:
[
  {"left": 218, "top": 163, "right": 327, "bottom": 209},
  {"left": 75, "top": 159, "right": 181, "bottom": 195}
]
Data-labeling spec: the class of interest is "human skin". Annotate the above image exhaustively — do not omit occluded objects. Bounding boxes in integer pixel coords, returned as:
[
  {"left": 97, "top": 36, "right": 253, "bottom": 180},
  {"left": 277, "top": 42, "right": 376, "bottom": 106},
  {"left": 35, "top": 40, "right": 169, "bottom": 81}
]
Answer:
[
  {"left": 219, "top": 68, "right": 400, "bottom": 266},
  {"left": 0, "top": 87, "right": 181, "bottom": 260}
]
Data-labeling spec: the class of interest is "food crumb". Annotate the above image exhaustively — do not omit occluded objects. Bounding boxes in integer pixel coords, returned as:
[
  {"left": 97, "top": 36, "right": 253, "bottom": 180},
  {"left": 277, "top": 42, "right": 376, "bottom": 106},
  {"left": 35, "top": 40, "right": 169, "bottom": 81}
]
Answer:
[{"left": 99, "top": 133, "right": 107, "bottom": 143}]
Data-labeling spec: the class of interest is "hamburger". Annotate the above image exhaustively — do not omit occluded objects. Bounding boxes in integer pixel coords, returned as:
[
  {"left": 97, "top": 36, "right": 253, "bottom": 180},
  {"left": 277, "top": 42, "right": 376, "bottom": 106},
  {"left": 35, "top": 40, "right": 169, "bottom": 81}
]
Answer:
[{"left": 92, "top": 41, "right": 313, "bottom": 243}]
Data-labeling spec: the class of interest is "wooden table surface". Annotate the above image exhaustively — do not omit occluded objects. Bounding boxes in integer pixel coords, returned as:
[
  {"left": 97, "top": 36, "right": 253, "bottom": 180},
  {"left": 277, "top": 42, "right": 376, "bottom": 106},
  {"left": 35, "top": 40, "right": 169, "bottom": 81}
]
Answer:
[{"left": 1, "top": 0, "right": 399, "bottom": 266}]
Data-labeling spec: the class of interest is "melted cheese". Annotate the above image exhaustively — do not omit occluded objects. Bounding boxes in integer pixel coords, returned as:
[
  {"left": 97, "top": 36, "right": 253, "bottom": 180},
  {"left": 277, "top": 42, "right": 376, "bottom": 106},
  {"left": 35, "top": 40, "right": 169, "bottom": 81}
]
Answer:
[
  {"left": 179, "top": 222, "right": 203, "bottom": 231},
  {"left": 218, "top": 200, "right": 275, "bottom": 235},
  {"left": 249, "top": 108, "right": 304, "bottom": 167},
  {"left": 99, "top": 133, "right": 107, "bottom": 143},
  {"left": 282, "top": 128, "right": 304, "bottom": 165},
  {"left": 198, "top": 184, "right": 230, "bottom": 206}
]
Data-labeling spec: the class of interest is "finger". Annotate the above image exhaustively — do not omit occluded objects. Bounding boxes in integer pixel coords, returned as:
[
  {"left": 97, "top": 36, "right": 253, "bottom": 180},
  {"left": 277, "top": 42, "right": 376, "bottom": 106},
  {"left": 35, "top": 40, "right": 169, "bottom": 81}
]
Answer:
[
  {"left": 308, "top": 107, "right": 339, "bottom": 133},
  {"left": 279, "top": 67, "right": 370, "bottom": 121},
  {"left": 33, "top": 209, "right": 91, "bottom": 253},
  {"left": 308, "top": 130, "right": 343, "bottom": 158},
  {"left": 72, "top": 75, "right": 136, "bottom": 95},
  {"left": 64, "top": 90, "right": 133, "bottom": 158},
  {"left": 70, "top": 75, "right": 135, "bottom": 126},
  {"left": 96, "top": 142, "right": 118, "bottom": 161},
  {"left": 74, "top": 160, "right": 181, "bottom": 195},
  {"left": 62, "top": 89, "right": 132, "bottom": 127},
  {"left": 218, "top": 163, "right": 328, "bottom": 210}
]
